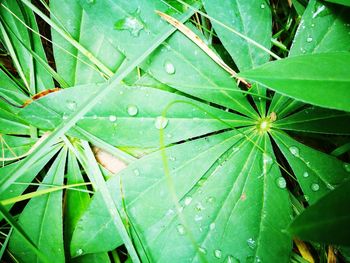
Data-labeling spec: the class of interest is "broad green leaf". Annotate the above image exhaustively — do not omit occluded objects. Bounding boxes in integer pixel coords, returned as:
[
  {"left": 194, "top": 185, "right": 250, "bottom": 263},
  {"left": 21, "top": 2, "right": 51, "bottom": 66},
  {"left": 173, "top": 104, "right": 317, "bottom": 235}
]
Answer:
[
  {"left": 72, "top": 130, "right": 292, "bottom": 262},
  {"left": 0, "top": 135, "right": 36, "bottom": 159},
  {"left": 289, "top": 180, "right": 350, "bottom": 246},
  {"left": 9, "top": 148, "right": 67, "bottom": 263},
  {"left": 290, "top": 1, "right": 350, "bottom": 56},
  {"left": 239, "top": 52, "right": 350, "bottom": 112},
  {"left": 78, "top": 0, "right": 257, "bottom": 119},
  {"left": 269, "top": 0, "right": 350, "bottom": 117},
  {"left": 0, "top": 144, "right": 61, "bottom": 218},
  {"left": 73, "top": 252, "right": 111, "bottom": 263},
  {"left": 325, "top": 0, "right": 350, "bottom": 7},
  {"left": 274, "top": 107, "right": 350, "bottom": 135},
  {"left": 50, "top": 0, "right": 124, "bottom": 86},
  {"left": 272, "top": 130, "right": 350, "bottom": 204},
  {"left": 65, "top": 151, "right": 91, "bottom": 243},
  {"left": 18, "top": 83, "right": 254, "bottom": 148},
  {"left": 202, "top": 0, "right": 272, "bottom": 71}
]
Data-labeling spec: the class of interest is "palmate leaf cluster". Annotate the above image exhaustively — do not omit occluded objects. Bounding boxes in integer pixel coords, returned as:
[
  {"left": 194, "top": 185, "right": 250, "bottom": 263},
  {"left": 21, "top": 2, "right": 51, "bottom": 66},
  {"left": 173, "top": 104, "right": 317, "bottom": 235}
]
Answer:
[{"left": 0, "top": 0, "right": 350, "bottom": 262}]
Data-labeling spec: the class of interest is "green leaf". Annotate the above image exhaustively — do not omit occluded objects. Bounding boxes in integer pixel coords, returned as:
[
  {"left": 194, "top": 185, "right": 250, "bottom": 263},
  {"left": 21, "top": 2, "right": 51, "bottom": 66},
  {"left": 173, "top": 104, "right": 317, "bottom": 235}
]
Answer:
[
  {"left": 19, "top": 83, "right": 254, "bottom": 148},
  {"left": 72, "top": 130, "right": 292, "bottom": 262},
  {"left": 0, "top": 0, "right": 54, "bottom": 93},
  {"left": 9, "top": 148, "right": 67, "bottom": 263},
  {"left": 272, "top": 130, "right": 350, "bottom": 204},
  {"left": 50, "top": 0, "right": 124, "bottom": 86},
  {"left": 289, "top": 180, "right": 350, "bottom": 246},
  {"left": 78, "top": 0, "right": 257, "bottom": 118},
  {"left": 274, "top": 107, "right": 350, "bottom": 135},
  {"left": 202, "top": 0, "right": 272, "bottom": 71},
  {"left": 239, "top": 52, "right": 350, "bottom": 112},
  {"left": 269, "top": 0, "right": 350, "bottom": 117},
  {"left": 324, "top": 0, "right": 350, "bottom": 7},
  {"left": 0, "top": 135, "right": 36, "bottom": 160}
]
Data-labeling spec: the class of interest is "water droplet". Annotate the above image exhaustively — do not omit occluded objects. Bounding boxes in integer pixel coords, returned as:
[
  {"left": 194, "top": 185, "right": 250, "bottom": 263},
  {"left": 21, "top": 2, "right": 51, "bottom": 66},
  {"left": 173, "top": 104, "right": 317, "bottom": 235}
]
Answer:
[
  {"left": 344, "top": 163, "right": 350, "bottom": 172},
  {"left": 194, "top": 214, "right": 203, "bottom": 221},
  {"left": 214, "top": 249, "right": 222, "bottom": 259},
  {"left": 109, "top": 115, "right": 117, "bottom": 122},
  {"left": 304, "top": 195, "right": 310, "bottom": 201},
  {"left": 66, "top": 100, "right": 77, "bottom": 111},
  {"left": 166, "top": 209, "right": 175, "bottom": 216},
  {"left": 133, "top": 169, "right": 140, "bottom": 176},
  {"left": 226, "top": 255, "right": 240, "bottom": 263},
  {"left": 92, "top": 114, "right": 97, "bottom": 120},
  {"left": 263, "top": 153, "right": 273, "bottom": 165},
  {"left": 206, "top": 196, "right": 216, "bottom": 203},
  {"left": 276, "top": 177, "right": 287, "bottom": 189},
  {"left": 311, "top": 183, "right": 320, "bottom": 191},
  {"left": 127, "top": 105, "right": 138, "bottom": 116},
  {"left": 232, "top": 147, "right": 239, "bottom": 154},
  {"left": 199, "top": 247, "right": 207, "bottom": 254},
  {"left": 76, "top": 248, "right": 83, "bottom": 256},
  {"left": 312, "top": 5, "right": 327, "bottom": 18},
  {"left": 303, "top": 171, "right": 309, "bottom": 178},
  {"left": 169, "top": 156, "right": 176, "bottom": 161},
  {"left": 289, "top": 146, "right": 300, "bottom": 157},
  {"left": 247, "top": 238, "right": 256, "bottom": 249},
  {"left": 306, "top": 37, "right": 313, "bottom": 43},
  {"left": 86, "top": 0, "right": 95, "bottom": 4},
  {"left": 209, "top": 222, "right": 216, "bottom": 230},
  {"left": 176, "top": 224, "right": 186, "bottom": 235},
  {"left": 260, "top": 3, "right": 265, "bottom": 8},
  {"left": 114, "top": 9, "right": 145, "bottom": 37},
  {"left": 62, "top": 113, "right": 68, "bottom": 120},
  {"left": 326, "top": 183, "right": 335, "bottom": 190},
  {"left": 164, "top": 61, "right": 176, "bottom": 74},
  {"left": 184, "top": 196, "right": 192, "bottom": 206},
  {"left": 155, "top": 116, "right": 168, "bottom": 129}
]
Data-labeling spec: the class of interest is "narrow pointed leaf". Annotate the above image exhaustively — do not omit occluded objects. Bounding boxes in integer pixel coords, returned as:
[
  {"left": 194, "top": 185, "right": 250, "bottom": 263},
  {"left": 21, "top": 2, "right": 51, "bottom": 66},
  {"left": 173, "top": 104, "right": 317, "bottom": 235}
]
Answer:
[
  {"left": 239, "top": 52, "right": 350, "bottom": 112},
  {"left": 289, "top": 180, "right": 350, "bottom": 246},
  {"left": 9, "top": 148, "right": 67, "bottom": 263},
  {"left": 274, "top": 107, "right": 350, "bottom": 135},
  {"left": 272, "top": 130, "right": 350, "bottom": 204}
]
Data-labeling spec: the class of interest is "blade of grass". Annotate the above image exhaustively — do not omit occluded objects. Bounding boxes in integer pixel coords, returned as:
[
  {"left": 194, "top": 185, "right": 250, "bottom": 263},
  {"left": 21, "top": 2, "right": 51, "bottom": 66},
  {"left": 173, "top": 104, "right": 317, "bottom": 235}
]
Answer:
[
  {"left": 0, "top": 228, "right": 12, "bottom": 260},
  {"left": 0, "top": 182, "right": 91, "bottom": 206},
  {"left": 80, "top": 140, "right": 140, "bottom": 263}
]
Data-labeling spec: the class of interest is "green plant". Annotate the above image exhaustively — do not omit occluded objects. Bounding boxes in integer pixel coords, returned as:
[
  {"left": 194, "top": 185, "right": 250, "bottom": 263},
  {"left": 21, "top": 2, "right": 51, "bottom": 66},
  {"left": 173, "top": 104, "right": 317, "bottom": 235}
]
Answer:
[{"left": 0, "top": 0, "right": 350, "bottom": 262}]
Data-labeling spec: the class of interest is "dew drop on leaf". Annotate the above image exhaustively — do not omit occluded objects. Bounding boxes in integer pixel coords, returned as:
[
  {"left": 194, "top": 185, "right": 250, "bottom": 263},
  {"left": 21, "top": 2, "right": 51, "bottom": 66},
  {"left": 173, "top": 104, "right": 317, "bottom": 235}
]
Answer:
[
  {"left": 247, "top": 238, "right": 256, "bottom": 249},
  {"left": 303, "top": 171, "right": 309, "bottom": 178},
  {"left": 214, "top": 249, "right": 222, "bottom": 259},
  {"left": 184, "top": 196, "right": 192, "bottom": 206},
  {"left": 62, "top": 113, "right": 68, "bottom": 120},
  {"left": 289, "top": 146, "right": 300, "bottom": 157},
  {"left": 194, "top": 214, "right": 203, "bottom": 221},
  {"left": 206, "top": 196, "right": 216, "bottom": 203},
  {"left": 92, "top": 114, "right": 97, "bottom": 120},
  {"left": 263, "top": 153, "right": 273, "bottom": 165},
  {"left": 155, "top": 116, "right": 168, "bottom": 129},
  {"left": 210, "top": 222, "right": 216, "bottom": 230},
  {"left": 133, "top": 169, "right": 140, "bottom": 176},
  {"left": 176, "top": 224, "right": 186, "bottom": 235},
  {"left": 169, "top": 156, "right": 176, "bottom": 161},
  {"left": 86, "top": 0, "right": 95, "bottom": 4},
  {"left": 66, "top": 100, "right": 77, "bottom": 111},
  {"left": 343, "top": 163, "right": 350, "bottom": 172},
  {"left": 199, "top": 247, "right": 207, "bottom": 254},
  {"left": 76, "top": 248, "right": 83, "bottom": 256},
  {"left": 260, "top": 3, "right": 265, "bottom": 8},
  {"left": 276, "top": 177, "right": 287, "bottom": 189},
  {"left": 114, "top": 9, "right": 145, "bottom": 37},
  {"left": 164, "top": 61, "right": 176, "bottom": 75},
  {"left": 311, "top": 183, "right": 320, "bottom": 191},
  {"left": 127, "top": 105, "right": 138, "bottom": 116},
  {"left": 109, "top": 115, "right": 117, "bottom": 122},
  {"left": 306, "top": 37, "right": 313, "bottom": 43},
  {"left": 226, "top": 255, "right": 240, "bottom": 263}
]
